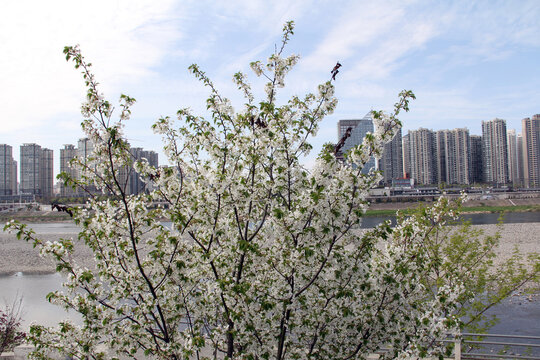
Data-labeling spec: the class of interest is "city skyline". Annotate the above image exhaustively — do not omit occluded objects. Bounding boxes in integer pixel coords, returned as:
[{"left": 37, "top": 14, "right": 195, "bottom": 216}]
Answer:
[
  {"left": 1, "top": 1, "right": 540, "bottom": 173},
  {"left": 1, "top": 112, "right": 538, "bottom": 181},
  {"left": 1, "top": 112, "right": 538, "bottom": 197},
  {"left": 340, "top": 114, "right": 539, "bottom": 188}
]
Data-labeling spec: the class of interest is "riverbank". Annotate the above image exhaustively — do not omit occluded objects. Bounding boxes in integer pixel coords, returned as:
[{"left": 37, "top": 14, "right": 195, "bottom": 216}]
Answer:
[
  {"left": 0, "top": 211, "right": 72, "bottom": 223},
  {"left": 1, "top": 222, "right": 538, "bottom": 278},
  {"left": 366, "top": 196, "right": 540, "bottom": 216},
  {"left": 1, "top": 195, "right": 539, "bottom": 222}
]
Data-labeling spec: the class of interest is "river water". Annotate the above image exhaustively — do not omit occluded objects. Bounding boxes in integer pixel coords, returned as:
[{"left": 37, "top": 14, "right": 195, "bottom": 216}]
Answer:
[
  {"left": 1, "top": 213, "right": 539, "bottom": 335},
  {"left": 17, "top": 212, "right": 540, "bottom": 234}
]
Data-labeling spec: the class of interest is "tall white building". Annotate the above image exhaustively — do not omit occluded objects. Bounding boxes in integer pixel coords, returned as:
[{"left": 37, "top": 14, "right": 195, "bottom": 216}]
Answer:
[
  {"left": 482, "top": 118, "right": 508, "bottom": 185},
  {"left": 434, "top": 128, "right": 471, "bottom": 185},
  {"left": 408, "top": 128, "right": 436, "bottom": 185},
  {"left": 453, "top": 128, "right": 471, "bottom": 185},
  {"left": 522, "top": 114, "right": 540, "bottom": 188},
  {"left": 507, "top": 129, "right": 521, "bottom": 186}
]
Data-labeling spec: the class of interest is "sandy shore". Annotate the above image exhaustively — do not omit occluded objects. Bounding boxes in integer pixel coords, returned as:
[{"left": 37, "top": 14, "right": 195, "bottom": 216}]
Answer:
[
  {"left": 0, "top": 222, "right": 538, "bottom": 276},
  {"left": 0, "top": 231, "right": 94, "bottom": 275}
]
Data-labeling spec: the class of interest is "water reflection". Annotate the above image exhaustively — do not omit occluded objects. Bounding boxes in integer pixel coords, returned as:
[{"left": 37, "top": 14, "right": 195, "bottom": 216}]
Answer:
[{"left": 0, "top": 273, "right": 79, "bottom": 328}]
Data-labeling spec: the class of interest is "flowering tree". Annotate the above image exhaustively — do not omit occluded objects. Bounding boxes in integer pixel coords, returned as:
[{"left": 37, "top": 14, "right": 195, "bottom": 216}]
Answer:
[{"left": 5, "top": 22, "right": 471, "bottom": 359}]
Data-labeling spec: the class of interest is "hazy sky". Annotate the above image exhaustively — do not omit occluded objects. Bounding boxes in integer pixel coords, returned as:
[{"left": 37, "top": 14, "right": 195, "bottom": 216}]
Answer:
[{"left": 1, "top": 0, "right": 539, "bottom": 175}]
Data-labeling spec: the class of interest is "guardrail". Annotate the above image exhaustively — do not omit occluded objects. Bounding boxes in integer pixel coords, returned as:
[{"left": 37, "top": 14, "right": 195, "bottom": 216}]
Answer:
[{"left": 452, "top": 333, "right": 540, "bottom": 360}]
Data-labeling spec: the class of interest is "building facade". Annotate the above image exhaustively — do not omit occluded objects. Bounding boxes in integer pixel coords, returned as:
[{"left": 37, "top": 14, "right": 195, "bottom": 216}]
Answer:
[
  {"left": 435, "top": 129, "right": 471, "bottom": 185},
  {"left": 77, "top": 138, "right": 99, "bottom": 195},
  {"left": 402, "top": 134, "right": 411, "bottom": 178},
  {"left": 60, "top": 144, "right": 79, "bottom": 197},
  {"left": 0, "top": 145, "right": 16, "bottom": 195},
  {"left": 11, "top": 160, "right": 17, "bottom": 195},
  {"left": 129, "top": 147, "right": 159, "bottom": 195},
  {"left": 507, "top": 129, "right": 521, "bottom": 187},
  {"left": 20, "top": 143, "right": 54, "bottom": 198},
  {"left": 408, "top": 128, "right": 436, "bottom": 185},
  {"left": 435, "top": 130, "right": 448, "bottom": 184},
  {"left": 522, "top": 115, "right": 540, "bottom": 188},
  {"left": 453, "top": 128, "right": 471, "bottom": 185},
  {"left": 517, "top": 134, "right": 525, "bottom": 187},
  {"left": 337, "top": 113, "right": 376, "bottom": 174},
  {"left": 470, "top": 135, "right": 483, "bottom": 184},
  {"left": 379, "top": 128, "right": 403, "bottom": 185},
  {"left": 40, "top": 148, "right": 54, "bottom": 198},
  {"left": 20, "top": 143, "right": 41, "bottom": 195},
  {"left": 482, "top": 118, "right": 508, "bottom": 185}
]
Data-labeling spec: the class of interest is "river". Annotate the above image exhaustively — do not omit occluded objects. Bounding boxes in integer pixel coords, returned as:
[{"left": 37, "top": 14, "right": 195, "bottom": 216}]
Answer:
[
  {"left": 1, "top": 212, "right": 539, "bottom": 335},
  {"left": 20, "top": 211, "right": 539, "bottom": 233}
]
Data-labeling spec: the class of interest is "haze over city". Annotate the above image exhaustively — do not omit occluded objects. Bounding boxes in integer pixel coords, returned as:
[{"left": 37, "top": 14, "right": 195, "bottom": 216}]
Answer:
[{"left": 1, "top": 0, "right": 539, "bottom": 175}]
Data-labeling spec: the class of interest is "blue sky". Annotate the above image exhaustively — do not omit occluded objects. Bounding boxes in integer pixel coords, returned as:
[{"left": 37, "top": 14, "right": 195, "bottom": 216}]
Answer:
[{"left": 1, "top": 0, "right": 539, "bottom": 175}]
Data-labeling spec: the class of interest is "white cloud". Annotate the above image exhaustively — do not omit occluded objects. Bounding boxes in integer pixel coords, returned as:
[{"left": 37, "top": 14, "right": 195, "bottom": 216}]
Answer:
[
  {"left": 300, "top": 2, "right": 405, "bottom": 73},
  {"left": 0, "top": 0, "right": 183, "bottom": 135}
]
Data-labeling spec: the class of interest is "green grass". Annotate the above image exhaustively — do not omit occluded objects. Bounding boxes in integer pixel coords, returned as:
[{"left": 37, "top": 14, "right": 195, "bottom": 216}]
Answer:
[
  {"left": 364, "top": 204, "right": 540, "bottom": 217},
  {"left": 364, "top": 209, "right": 414, "bottom": 217},
  {"left": 459, "top": 204, "right": 540, "bottom": 213}
]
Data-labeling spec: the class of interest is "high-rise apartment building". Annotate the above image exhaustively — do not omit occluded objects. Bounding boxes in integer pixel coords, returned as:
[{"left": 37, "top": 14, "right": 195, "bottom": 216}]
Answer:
[
  {"left": 470, "top": 135, "right": 483, "bottom": 184},
  {"left": 129, "top": 147, "right": 159, "bottom": 195},
  {"left": 408, "top": 128, "right": 436, "bottom": 185},
  {"left": 453, "top": 128, "right": 471, "bottom": 185},
  {"left": 0, "top": 145, "right": 15, "bottom": 195},
  {"left": 77, "top": 137, "right": 99, "bottom": 194},
  {"left": 507, "top": 129, "right": 521, "bottom": 186},
  {"left": 60, "top": 144, "right": 79, "bottom": 197},
  {"left": 402, "top": 134, "right": 410, "bottom": 178},
  {"left": 20, "top": 143, "right": 54, "bottom": 198},
  {"left": 58, "top": 139, "right": 160, "bottom": 197},
  {"left": 20, "top": 143, "right": 41, "bottom": 195},
  {"left": 337, "top": 113, "right": 376, "bottom": 174},
  {"left": 517, "top": 134, "right": 524, "bottom": 187},
  {"left": 522, "top": 115, "right": 540, "bottom": 188},
  {"left": 11, "top": 160, "right": 17, "bottom": 195},
  {"left": 77, "top": 138, "right": 94, "bottom": 163},
  {"left": 41, "top": 148, "right": 54, "bottom": 198},
  {"left": 434, "top": 128, "right": 470, "bottom": 185},
  {"left": 435, "top": 130, "right": 448, "bottom": 184},
  {"left": 482, "top": 118, "right": 508, "bottom": 185},
  {"left": 378, "top": 128, "right": 403, "bottom": 185}
]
